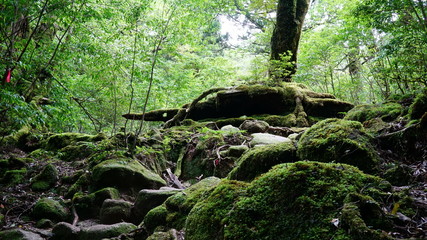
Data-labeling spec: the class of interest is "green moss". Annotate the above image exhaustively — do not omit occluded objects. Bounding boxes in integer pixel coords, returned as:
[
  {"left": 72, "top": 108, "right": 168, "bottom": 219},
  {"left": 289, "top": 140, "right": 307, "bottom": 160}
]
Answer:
[
  {"left": 345, "top": 102, "right": 403, "bottom": 123},
  {"left": 91, "top": 158, "right": 166, "bottom": 192},
  {"left": 297, "top": 118, "right": 379, "bottom": 173},
  {"left": 185, "top": 180, "right": 248, "bottom": 240},
  {"left": 180, "top": 131, "right": 228, "bottom": 180},
  {"left": 44, "top": 132, "right": 106, "bottom": 150},
  {"left": 65, "top": 172, "right": 91, "bottom": 199},
  {"left": 31, "top": 164, "right": 58, "bottom": 191},
  {"left": 33, "top": 198, "right": 69, "bottom": 222},
  {"left": 185, "top": 161, "right": 393, "bottom": 240},
  {"left": 409, "top": 89, "right": 427, "bottom": 119},
  {"left": 263, "top": 114, "right": 297, "bottom": 127},
  {"left": 59, "top": 142, "right": 98, "bottom": 161},
  {"left": 228, "top": 141, "right": 299, "bottom": 181},
  {"left": 73, "top": 187, "right": 120, "bottom": 219},
  {"left": 1, "top": 169, "right": 27, "bottom": 185},
  {"left": 144, "top": 205, "right": 169, "bottom": 232},
  {"left": 143, "top": 177, "right": 221, "bottom": 233}
]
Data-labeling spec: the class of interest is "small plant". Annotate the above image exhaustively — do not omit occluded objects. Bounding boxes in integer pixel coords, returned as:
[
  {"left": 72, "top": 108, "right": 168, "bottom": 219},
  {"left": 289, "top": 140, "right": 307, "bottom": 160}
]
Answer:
[{"left": 269, "top": 51, "right": 295, "bottom": 84}]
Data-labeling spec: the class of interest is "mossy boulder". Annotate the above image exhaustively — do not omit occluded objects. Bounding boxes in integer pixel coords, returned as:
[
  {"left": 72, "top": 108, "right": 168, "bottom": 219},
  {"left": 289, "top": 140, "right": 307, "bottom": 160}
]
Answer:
[
  {"left": 78, "top": 222, "right": 137, "bottom": 240},
  {"left": 132, "top": 188, "right": 183, "bottom": 224},
  {"left": 91, "top": 158, "right": 166, "bottom": 192},
  {"left": 99, "top": 199, "right": 133, "bottom": 224},
  {"left": 180, "top": 132, "right": 229, "bottom": 180},
  {"left": 45, "top": 132, "right": 106, "bottom": 150},
  {"left": 0, "top": 228, "right": 44, "bottom": 240},
  {"left": 31, "top": 164, "right": 58, "bottom": 191},
  {"left": 185, "top": 161, "right": 392, "bottom": 240},
  {"left": 32, "top": 198, "right": 69, "bottom": 222},
  {"left": 345, "top": 102, "right": 403, "bottom": 123},
  {"left": 409, "top": 89, "right": 427, "bottom": 120},
  {"left": 228, "top": 141, "right": 298, "bottom": 181},
  {"left": 297, "top": 119, "right": 379, "bottom": 173},
  {"left": 73, "top": 187, "right": 120, "bottom": 219},
  {"left": 143, "top": 177, "right": 221, "bottom": 233},
  {"left": 0, "top": 168, "right": 27, "bottom": 185}
]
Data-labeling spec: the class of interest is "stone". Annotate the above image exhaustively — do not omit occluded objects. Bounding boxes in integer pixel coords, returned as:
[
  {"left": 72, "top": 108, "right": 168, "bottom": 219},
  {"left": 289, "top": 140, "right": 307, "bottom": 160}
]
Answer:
[
  {"left": 73, "top": 187, "right": 120, "bottom": 219},
  {"left": 32, "top": 198, "right": 69, "bottom": 222},
  {"left": 31, "top": 164, "right": 58, "bottom": 191},
  {"left": 297, "top": 118, "right": 380, "bottom": 173},
  {"left": 226, "top": 145, "right": 249, "bottom": 158},
  {"left": 228, "top": 141, "right": 298, "bottom": 181},
  {"left": 51, "top": 222, "right": 80, "bottom": 240},
  {"left": 92, "top": 158, "right": 166, "bottom": 192},
  {"left": 0, "top": 228, "right": 44, "bottom": 240},
  {"left": 250, "top": 133, "right": 291, "bottom": 147},
  {"left": 143, "top": 177, "right": 221, "bottom": 233},
  {"left": 99, "top": 199, "right": 132, "bottom": 224},
  {"left": 239, "top": 120, "right": 269, "bottom": 133},
  {"left": 132, "top": 188, "right": 182, "bottom": 224},
  {"left": 78, "top": 222, "right": 137, "bottom": 240},
  {"left": 219, "top": 125, "right": 241, "bottom": 136}
]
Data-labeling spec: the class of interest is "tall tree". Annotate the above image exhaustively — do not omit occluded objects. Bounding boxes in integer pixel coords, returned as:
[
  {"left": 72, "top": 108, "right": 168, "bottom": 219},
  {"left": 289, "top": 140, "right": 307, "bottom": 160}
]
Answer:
[{"left": 270, "top": 0, "right": 310, "bottom": 81}]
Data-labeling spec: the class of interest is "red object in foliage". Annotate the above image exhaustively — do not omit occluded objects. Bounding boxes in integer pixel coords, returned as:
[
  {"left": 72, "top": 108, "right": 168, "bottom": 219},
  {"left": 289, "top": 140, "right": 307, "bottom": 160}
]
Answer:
[
  {"left": 5, "top": 69, "right": 11, "bottom": 83},
  {"left": 214, "top": 159, "right": 220, "bottom": 167}
]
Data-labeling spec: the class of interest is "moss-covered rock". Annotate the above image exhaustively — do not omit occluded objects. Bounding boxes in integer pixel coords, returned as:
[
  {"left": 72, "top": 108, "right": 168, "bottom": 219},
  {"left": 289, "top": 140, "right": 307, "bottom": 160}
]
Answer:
[
  {"left": 132, "top": 188, "right": 183, "bottom": 224},
  {"left": 228, "top": 141, "right": 298, "bottom": 181},
  {"left": 31, "top": 164, "right": 58, "bottom": 191},
  {"left": 345, "top": 102, "right": 403, "bottom": 123},
  {"left": 185, "top": 180, "right": 248, "bottom": 240},
  {"left": 72, "top": 187, "right": 120, "bottom": 219},
  {"left": 65, "top": 172, "right": 91, "bottom": 199},
  {"left": 99, "top": 199, "right": 132, "bottom": 224},
  {"left": 32, "top": 198, "right": 69, "bottom": 222},
  {"left": 409, "top": 89, "right": 427, "bottom": 120},
  {"left": 91, "top": 158, "right": 166, "bottom": 193},
  {"left": 143, "top": 177, "right": 221, "bottom": 233},
  {"left": 44, "top": 132, "right": 106, "bottom": 151},
  {"left": 297, "top": 119, "right": 379, "bottom": 173},
  {"left": 0, "top": 228, "right": 44, "bottom": 240},
  {"left": 78, "top": 222, "right": 137, "bottom": 240},
  {"left": 185, "top": 161, "right": 393, "bottom": 240},
  {"left": 180, "top": 132, "right": 228, "bottom": 180},
  {"left": 1, "top": 168, "right": 27, "bottom": 185},
  {"left": 383, "top": 164, "right": 413, "bottom": 186}
]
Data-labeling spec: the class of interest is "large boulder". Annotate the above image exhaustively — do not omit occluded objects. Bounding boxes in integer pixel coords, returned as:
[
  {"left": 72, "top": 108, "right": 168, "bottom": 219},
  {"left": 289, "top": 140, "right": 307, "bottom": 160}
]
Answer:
[
  {"left": 72, "top": 187, "right": 120, "bottom": 219},
  {"left": 143, "top": 177, "right": 221, "bottom": 233},
  {"left": 228, "top": 141, "right": 298, "bottom": 181},
  {"left": 132, "top": 188, "right": 183, "bottom": 224},
  {"left": 297, "top": 119, "right": 379, "bottom": 173},
  {"left": 185, "top": 161, "right": 393, "bottom": 240},
  {"left": 32, "top": 198, "right": 69, "bottom": 222},
  {"left": 91, "top": 158, "right": 166, "bottom": 192},
  {"left": 31, "top": 163, "right": 58, "bottom": 191},
  {"left": 99, "top": 199, "right": 133, "bottom": 224},
  {"left": 0, "top": 228, "right": 45, "bottom": 240}
]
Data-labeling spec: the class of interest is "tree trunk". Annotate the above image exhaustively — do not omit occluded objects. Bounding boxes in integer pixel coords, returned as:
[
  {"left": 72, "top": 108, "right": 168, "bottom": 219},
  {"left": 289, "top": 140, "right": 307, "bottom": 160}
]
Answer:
[{"left": 270, "top": 0, "right": 310, "bottom": 81}]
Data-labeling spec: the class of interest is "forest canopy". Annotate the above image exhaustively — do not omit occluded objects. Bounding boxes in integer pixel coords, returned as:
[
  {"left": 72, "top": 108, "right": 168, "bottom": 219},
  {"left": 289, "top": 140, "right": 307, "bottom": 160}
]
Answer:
[{"left": 1, "top": 0, "right": 426, "bottom": 135}]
